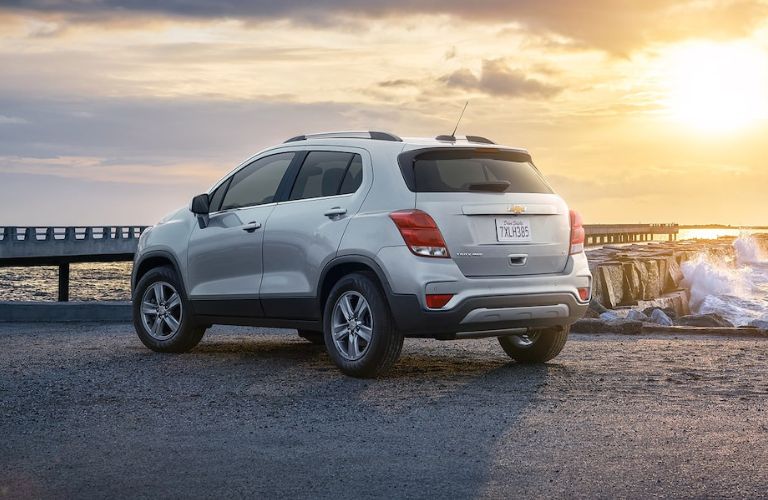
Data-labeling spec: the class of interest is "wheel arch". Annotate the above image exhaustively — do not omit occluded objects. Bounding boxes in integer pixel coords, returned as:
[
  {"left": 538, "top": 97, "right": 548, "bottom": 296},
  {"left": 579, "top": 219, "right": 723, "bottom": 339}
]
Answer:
[
  {"left": 318, "top": 255, "right": 394, "bottom": 312},
  {"left": 132, "top": 251, "right": 186, "bottom": 297}
]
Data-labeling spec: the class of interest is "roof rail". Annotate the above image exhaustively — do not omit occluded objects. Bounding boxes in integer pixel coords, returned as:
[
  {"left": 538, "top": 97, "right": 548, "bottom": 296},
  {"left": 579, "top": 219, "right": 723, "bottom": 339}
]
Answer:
[
  {"left": 284, "top": 131, "right": 402, "bottom": 143},
  {"left": 434, "top": 135, "right": 496, "bottom": 145}
]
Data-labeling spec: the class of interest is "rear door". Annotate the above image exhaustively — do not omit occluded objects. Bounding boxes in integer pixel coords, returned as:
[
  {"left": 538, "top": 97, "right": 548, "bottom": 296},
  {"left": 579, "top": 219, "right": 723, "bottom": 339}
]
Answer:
[
  {"left": 400, "top": 148, "right": 570, "bottom": 277},
  {"left": 260, "top": 148, "right": 371, "bottom": 318}
]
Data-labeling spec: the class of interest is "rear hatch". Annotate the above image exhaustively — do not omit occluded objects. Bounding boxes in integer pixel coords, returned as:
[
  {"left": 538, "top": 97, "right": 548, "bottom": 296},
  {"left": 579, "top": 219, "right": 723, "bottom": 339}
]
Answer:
[{"left": 398, "top": 147, "right": 570, "bottom": 277}]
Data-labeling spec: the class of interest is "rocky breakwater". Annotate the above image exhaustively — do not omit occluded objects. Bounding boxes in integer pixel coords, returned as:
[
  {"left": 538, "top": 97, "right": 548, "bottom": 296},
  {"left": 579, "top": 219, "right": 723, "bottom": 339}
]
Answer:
[{"left": 577, "top": 235, "right": 768, "bottom": 335}]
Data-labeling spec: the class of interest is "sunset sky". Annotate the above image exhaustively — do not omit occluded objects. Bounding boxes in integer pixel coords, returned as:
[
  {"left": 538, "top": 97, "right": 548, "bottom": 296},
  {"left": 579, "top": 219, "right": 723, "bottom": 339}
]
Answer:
[{"left": 2, "top": 1, "right": 768, "bottom": 226}]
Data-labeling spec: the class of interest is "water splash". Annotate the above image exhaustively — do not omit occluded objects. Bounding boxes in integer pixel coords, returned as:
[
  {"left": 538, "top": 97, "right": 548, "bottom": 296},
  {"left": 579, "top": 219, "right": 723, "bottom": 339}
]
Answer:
[
  {"left": 733, "top": 232, "right": 766, "bottom": 265},
  {"left": 681, "top": 234, "right": 768, "bottom": 326}
]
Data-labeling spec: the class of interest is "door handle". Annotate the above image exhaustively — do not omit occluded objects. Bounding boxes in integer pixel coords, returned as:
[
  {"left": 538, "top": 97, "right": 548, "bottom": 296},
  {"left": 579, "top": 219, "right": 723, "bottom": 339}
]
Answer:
[
  {"left": 324, "top": 207, "right": 347, "bottom": 218},
  {"left": 241, "top": 221, "right": 262, "bottom": 233}
]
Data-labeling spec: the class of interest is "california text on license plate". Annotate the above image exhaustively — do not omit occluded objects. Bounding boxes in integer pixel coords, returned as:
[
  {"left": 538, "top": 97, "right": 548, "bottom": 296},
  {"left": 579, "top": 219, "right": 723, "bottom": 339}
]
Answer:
[{"left": 496, "top": 217, "right": 532, "bottom": 242}]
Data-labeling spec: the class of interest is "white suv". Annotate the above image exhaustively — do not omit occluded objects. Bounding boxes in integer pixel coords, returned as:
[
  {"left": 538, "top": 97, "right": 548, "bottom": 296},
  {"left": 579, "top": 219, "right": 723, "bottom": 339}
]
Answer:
[{"left": 132, "top": 131, "right": 591, "bottom": 377}]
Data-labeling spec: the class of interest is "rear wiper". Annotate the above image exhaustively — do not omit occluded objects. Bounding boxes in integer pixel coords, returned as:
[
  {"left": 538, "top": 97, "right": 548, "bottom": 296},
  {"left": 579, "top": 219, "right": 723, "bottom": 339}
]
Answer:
[{"left": 463, "top": 181, "right": 510, "bottom": 192}]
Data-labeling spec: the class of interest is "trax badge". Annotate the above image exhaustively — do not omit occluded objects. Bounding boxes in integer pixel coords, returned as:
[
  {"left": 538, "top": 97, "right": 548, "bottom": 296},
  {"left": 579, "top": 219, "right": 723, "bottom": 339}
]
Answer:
[{"left": 508, "top": 204, "right": 526, "bottom": 214}]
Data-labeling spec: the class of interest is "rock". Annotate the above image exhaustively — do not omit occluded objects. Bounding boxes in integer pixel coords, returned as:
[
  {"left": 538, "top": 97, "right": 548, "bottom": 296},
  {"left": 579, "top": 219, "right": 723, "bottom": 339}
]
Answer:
[
  {"left": 625, "top": 309, "right": 649, "bottom": 322},
  {"left": 747, "top": 319, "right": 768, "bottom": 330},
  {"left": 642, "top": 306, "right": 678, "bottom": 321},
  {"left": 622, "top": 261, "right": 642, "bottom": 302},
  {"left": 589, "top": 299, "right": 609, "bottom": 315},
  {"left": 649, "top": 308, "right": 674, "bottom": 326},
  {"left": 599, "top": 311, "right": 620, "bottom": 322},
  {"left": 571, "top": 318, "right": 606, "bottom": 333},
  {"left": 642, "top": 260, "right": 662, "bottom": 299},
  {"left": 637, "top": 290, "right": 689, "bottom": 317},
  {"left": 676, "top": 313, "right": 734, "bottom": 328},
  {"left": 598, "top": 264, "right": 625, "bottom": 309},
  {"left": 665, "top": 257, "right": 684, "bottom": 289},
  {"left": 571, "top": 318, "right": 643, "bottom": 335},
  {"left": 605, "top": 319, "right": 644, "bottom": 334}
]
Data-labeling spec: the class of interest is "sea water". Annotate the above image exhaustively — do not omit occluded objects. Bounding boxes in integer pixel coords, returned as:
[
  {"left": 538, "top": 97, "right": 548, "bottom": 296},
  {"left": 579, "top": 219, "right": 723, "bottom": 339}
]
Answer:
[{"left": 681, "top": 234, "right": 768, "bottom": 326}]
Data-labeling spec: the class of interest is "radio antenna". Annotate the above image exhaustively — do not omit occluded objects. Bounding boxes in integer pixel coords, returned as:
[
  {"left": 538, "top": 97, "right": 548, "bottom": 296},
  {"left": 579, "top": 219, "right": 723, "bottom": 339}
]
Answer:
[{"left": 450, "top": 101, "right": 469, "bottom": 139}]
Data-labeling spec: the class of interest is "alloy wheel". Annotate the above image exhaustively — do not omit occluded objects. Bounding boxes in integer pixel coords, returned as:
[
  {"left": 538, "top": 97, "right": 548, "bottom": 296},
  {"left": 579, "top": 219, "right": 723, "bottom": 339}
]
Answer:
[
  {"left": 140, "top": 281, "right": 183, "bottom": 340},
  {"left": 331, "top": 291, "right": 373, "bottom": 361}
]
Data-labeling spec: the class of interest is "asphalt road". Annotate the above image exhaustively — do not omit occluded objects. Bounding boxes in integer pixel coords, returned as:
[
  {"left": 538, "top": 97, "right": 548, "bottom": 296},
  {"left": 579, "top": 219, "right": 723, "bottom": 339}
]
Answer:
[{"left": 1, "top": 323, "right": 767, "bottom": 499}]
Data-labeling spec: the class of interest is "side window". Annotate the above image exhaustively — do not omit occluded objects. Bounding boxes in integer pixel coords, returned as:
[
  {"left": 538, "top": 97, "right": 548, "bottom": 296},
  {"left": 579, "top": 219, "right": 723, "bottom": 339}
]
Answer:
[
  {"left": 220, "top": 153, "right": 294, "bottom": 210},
  {"left": 339, "top": 154, "right": 363, "bottom": 195},
  {"left": 208, "top": 178, "right": 231, "bottom": 213},
  {"left": 289, "top": 151, "right": 359, "bottom": 201}
]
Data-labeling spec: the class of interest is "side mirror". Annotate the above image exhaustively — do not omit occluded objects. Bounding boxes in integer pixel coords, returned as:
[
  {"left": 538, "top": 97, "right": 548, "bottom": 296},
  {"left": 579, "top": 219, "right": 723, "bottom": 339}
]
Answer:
[{"left": 190, "top": 193, "right": 210, "bottom": 215}]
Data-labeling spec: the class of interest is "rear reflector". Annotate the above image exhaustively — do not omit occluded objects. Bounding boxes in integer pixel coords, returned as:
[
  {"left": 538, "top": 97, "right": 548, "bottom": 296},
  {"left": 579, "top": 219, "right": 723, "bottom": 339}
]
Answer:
[
  {"left": 577, "top": 287, "right": 591, "bottom": 302},
  {"left": 570, "top": 209, "right": 585, "bottom": 255},
  {"left": 389, "top": 209, "right": 450, "bottom": 258},
  {"left": 426, "top": 294, "right": 454, "bottom": 309}
]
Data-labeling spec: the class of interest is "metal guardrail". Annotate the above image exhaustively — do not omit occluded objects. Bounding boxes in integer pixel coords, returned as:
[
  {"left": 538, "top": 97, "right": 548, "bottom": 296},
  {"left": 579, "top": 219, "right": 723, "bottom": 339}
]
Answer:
[{"left": 0, "top": 226, "right": 149, "bottom": 301}]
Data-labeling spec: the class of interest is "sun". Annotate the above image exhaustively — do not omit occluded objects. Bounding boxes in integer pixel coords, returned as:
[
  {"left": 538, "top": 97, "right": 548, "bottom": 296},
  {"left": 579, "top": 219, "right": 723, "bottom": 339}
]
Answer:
[{"left": 663, "top": 41, "right": 768, "bottom": 133}]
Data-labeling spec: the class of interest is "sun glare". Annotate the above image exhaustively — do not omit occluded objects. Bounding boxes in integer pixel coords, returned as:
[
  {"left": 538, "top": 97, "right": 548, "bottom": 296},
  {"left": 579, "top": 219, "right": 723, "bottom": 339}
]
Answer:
[{"left": 663, "top": 42, "right": 768, "bottom": 133}]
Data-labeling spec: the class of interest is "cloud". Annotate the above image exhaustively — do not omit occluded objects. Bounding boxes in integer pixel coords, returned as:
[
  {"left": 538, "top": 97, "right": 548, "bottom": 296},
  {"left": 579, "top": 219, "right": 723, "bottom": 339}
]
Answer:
[
  {"left": 378, "top": 79, "right": 417, "bottom": 88},
  {"left": 0, "top": 114, "right": 28, "bottom": 125},
  {"left": 440, "top": 59, "right": 562, "bottom": 98},
  {"left": 4, "top": 0, "right": 767, "bottom": 53}
]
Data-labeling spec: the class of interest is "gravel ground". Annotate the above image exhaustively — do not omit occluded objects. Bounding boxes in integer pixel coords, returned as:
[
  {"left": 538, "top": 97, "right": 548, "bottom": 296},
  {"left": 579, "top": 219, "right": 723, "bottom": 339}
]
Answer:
[{"left": 1, "top": 323, "right": 767, "bottom": 499}]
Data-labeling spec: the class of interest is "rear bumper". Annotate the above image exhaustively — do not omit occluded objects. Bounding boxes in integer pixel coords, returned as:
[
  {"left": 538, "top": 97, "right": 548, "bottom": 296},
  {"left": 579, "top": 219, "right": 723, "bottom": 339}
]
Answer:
[
  {"left": 389, "top": 292, "right": 588, "bottom": 339},
  {"left": 376, "top": 246, "right": 591, "bottom": 339}
]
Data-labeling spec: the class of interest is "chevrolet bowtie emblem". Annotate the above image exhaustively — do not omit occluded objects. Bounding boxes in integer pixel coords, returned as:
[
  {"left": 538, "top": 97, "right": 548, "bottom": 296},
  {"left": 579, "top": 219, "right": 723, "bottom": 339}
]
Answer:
[{"left": 508, "top": 204, "right": 526, "bottom": 214}]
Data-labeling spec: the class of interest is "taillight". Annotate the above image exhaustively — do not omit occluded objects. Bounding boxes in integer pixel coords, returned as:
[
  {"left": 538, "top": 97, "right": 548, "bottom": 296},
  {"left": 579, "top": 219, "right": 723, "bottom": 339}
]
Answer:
[
  {"left": 569, "top": 209, "right": 585, "bottom": 254},
  {"left": 389, "top": 209, "right": 450, "bottom": 258}
]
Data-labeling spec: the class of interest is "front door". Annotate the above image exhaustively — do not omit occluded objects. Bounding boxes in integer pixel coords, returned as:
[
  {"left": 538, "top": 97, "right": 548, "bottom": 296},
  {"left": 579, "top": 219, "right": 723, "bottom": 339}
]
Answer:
[{"left": 186, "top": 152, "right": 295, "bottom": 317}]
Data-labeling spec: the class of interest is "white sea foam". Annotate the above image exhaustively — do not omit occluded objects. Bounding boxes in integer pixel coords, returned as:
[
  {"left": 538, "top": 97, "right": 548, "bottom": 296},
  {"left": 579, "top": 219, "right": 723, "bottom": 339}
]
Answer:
[
  {"left": 681, "top": 234, "right": 768, "bottom": 326},
  {"left": 734, "top": 232, "right": 766, "bottom": 265}
]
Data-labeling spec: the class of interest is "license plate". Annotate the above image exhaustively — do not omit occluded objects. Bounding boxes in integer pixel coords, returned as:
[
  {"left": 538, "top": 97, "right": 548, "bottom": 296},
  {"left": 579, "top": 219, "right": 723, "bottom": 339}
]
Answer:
[{"left": 496, "top": 218, "right": 532, "bottom": 242}]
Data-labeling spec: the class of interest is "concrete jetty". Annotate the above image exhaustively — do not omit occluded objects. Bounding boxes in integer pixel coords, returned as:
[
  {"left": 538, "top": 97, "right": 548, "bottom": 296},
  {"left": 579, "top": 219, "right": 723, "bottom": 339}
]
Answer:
[
  {"left": 0, "top": 226, "right": 147, "bottom": 301},
  {"left": 584, "top": 223, "right": 678, "bottom": 245}
]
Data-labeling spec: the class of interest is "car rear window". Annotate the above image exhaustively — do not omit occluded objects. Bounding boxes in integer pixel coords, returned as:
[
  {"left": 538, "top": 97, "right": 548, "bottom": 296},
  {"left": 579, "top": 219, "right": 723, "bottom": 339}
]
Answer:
[{"left": 399, "top": 149, "right": 552, "bottom": 194}]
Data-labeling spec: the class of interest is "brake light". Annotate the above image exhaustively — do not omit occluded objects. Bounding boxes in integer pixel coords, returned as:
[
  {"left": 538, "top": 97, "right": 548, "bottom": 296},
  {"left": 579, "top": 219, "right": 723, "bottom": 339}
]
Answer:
[
  {"left": 426, "top": 294, "right": 454, "bottom": 309},
  {"left": 389, "top": 209, "right": 450, "bottom": 258},
  {"left": 570, "top": 209, "right": 585, "bottom": 254}
]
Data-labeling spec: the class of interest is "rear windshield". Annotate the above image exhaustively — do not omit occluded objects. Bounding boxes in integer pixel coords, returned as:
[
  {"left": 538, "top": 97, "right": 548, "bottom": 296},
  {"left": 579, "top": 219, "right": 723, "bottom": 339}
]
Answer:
[{"left": 399, "top": 149, "right": 552, "bottom": 194}]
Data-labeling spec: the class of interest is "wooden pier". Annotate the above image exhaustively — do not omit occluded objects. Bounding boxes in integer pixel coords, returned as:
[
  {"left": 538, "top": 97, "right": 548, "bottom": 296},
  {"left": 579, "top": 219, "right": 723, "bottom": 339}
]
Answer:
[{"left": 584, "top": 224, "right": 678, "bottom": 246}]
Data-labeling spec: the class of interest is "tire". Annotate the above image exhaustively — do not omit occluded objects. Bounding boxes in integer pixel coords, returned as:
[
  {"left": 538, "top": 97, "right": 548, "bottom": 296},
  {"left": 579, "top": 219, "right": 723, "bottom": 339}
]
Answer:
[
  {"left": 297, "top": 329, "right": 325, "bottom": 345},
  {"left": 323, "top": 272, "right": 403, "bottom": 378},
  {"left": 497, "top": 325, "right": 569, "bottom": 363},
  {"left": 132, "top": 265, "right": 206, "bottom": 353}
]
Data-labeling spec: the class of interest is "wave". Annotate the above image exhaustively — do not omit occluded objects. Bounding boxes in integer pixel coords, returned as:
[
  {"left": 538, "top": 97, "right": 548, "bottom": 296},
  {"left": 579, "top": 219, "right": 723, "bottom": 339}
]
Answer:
[
  {"left": 680, "top": 234, "right": 768, "bottom": 326},
  {"left": 733, "top": 231, "right": 766, "bottom": 265}
]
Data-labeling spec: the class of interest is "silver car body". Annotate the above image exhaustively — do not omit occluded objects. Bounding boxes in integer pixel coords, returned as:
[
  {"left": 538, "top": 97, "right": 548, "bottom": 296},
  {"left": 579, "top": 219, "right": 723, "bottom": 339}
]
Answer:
[{"left": 133, "top": 133, "right": 591, "bottom": 338}]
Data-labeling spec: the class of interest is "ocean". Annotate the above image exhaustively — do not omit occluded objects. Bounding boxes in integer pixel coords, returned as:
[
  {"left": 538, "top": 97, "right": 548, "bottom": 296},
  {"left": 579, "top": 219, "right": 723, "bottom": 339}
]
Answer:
[
  {"left": 680, "top": 234, "right": 768, "bottom": 326},
  {"left": 1, "top": 230, "right": 766, "bottom": 326}
]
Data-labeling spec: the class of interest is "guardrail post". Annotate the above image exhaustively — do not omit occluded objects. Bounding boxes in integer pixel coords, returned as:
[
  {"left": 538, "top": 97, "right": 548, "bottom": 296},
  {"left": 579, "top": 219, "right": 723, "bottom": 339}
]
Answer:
[{"left": 58, "top": 262, "right": 70, "bottom": 302}]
